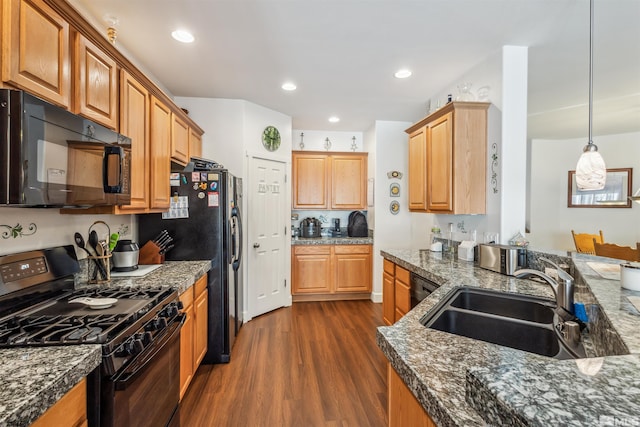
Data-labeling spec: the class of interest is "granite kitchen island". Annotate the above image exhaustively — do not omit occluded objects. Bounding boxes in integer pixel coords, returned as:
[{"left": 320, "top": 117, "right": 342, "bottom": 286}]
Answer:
[{"left": 378, "top": 248, "right": 640, "bottom": 426}]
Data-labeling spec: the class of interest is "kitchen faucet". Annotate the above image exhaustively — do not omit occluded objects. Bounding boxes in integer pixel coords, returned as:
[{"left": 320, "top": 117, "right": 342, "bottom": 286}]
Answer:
[{"left": 514, "top": 258, "right": 575, "bottom": 319}]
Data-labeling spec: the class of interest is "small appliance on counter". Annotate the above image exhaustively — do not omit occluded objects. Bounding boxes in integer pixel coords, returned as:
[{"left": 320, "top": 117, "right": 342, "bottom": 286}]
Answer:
[
  {"left": 300, "top": 217, "right": 322, "bottom": 238},
  {"left": 111, "top": 240, "right": 140, "bottom": 272},
  {"left": 457, "top": 240, "right": 477, "bottom": 262},
  {"left": 330, "top": 218, "right": 342, "bottom": 237},
  {"left": 477, "top": 243, "right": 527, "bottom": 275}
]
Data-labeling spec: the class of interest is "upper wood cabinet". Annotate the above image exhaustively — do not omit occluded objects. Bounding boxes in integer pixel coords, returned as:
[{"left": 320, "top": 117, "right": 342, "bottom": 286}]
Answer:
[
  {"left": 292, "top": 151, "right": 367, "bottom": 210},
  {"left": 73, "top": 32, "right": 118, "bottom": 129},
  {"left": 405, "top": 102, "right": 489, "bottom": 215},
  {"left": 292, "top": 153, "right": 331, "bottom": 209},
  {"left": 408, "top": 127, "right": 427, "bottom": 211},
  {"left": 2, "top": 0, "right": 71, "bottom": 108},
  {"left": 150, "top": 96, "right": 172, "bottom": 210},
  {"left": 189, "top": 127, "right": 203, "bottom": 159},
  {"left": 171, "top": 113, "right": 190, "bottom": 165},
  {"left": 117, "top": 70, "right": 149, "bottom": 212},
  {"left": 331, "top": 154, "right": 367, "bottom": 209}
]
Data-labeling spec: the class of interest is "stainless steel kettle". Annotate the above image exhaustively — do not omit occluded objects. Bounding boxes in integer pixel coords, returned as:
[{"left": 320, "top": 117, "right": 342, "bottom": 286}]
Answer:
[
  {"left": 112, "top": 240, "right": 140, "bottom": 272},
  {"left": 300, "top": 217, "right": 322, "bottom": 238}
]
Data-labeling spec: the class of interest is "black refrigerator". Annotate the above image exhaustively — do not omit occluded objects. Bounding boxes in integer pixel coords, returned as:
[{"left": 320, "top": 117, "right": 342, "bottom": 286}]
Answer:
[{"left": 138, "top": 162, "right": 243, "bottom": 364}]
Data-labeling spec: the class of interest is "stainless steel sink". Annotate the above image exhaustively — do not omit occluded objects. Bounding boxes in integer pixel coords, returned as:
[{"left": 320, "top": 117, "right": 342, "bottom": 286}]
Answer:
[
  {"left": 421, "top": 287, "right": 585, "bottom": 359},
  {"left": 448, "top": 288, "right": 555, "bottom": 323}
]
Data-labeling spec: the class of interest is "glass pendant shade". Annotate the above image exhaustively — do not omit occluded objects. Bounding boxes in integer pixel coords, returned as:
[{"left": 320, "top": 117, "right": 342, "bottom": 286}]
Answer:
[{"left": 576, "top": 145, "right": 606, "bottom": 190}]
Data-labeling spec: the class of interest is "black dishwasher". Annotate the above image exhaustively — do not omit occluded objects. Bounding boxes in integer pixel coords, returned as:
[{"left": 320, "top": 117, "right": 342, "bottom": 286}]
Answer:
[{"left": 410, "top": 273, "right": 440, "bottom": 308}]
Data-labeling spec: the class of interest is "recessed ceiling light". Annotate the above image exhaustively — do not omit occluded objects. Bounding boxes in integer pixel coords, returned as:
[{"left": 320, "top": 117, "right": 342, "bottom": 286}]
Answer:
[
  {"left": 171, "top": 30, "right": 194, "bottom": 43},
  {"left": 281, "top": 82, "right": 297, "bottom": 91},
  {"left": 328, "top": 116, "right": 340, "bottom": 123},
  {"left": 394, "top": 69, "right": 412, "bottom": 79}
]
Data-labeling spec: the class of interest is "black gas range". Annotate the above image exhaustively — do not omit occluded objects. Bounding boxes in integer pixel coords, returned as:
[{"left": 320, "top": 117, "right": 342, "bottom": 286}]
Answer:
[{"left": 0, "top": 246, "right": 183, "bottom": 427}]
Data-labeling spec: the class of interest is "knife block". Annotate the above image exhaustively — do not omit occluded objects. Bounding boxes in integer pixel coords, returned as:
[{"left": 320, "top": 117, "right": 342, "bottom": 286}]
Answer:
[{"left": 138, "top": 241, "right": 165, "bottom": 265}]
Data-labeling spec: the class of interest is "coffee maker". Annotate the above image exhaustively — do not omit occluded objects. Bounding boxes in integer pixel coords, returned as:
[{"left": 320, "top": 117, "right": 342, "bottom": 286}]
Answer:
[{"left": 330, "top": 218, "right": 342, "bottom": 237}]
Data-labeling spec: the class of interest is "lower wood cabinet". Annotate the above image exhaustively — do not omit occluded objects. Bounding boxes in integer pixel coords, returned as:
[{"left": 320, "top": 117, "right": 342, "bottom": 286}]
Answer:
[
  {"left": 292, "top": 244, "right": 372, "bottom": 300},
  {"left": 31, "top": 378, "right": 87, "bottom": 427},
  {"left": 382, "top": 259, "right": 411, "bottom": 325},
  {"left": 388, "top": 364, "right": 436, "bottom": 427},
  {"left": 179, "top": 274, "right": 208, "bottom": 400}
]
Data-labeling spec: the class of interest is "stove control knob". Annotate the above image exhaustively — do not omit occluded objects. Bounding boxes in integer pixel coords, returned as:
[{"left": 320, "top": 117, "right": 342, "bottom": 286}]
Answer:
[
  {"left": 164, "top": 304, "right": 179, "bottom": 317},
  {"left": 156, "top": 317, "right": 168, "bottom": 329},
  {"left": 124, "top": 339, "right": 144, "bottom": 355},
  {"left": 142, "top": 331, "right": 153, "bottom": 345}
]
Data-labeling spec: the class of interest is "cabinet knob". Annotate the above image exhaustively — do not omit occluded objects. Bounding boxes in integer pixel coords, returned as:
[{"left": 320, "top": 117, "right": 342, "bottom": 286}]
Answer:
[{"left": 253, "top": 243, "right": 260, "bottom": 248}]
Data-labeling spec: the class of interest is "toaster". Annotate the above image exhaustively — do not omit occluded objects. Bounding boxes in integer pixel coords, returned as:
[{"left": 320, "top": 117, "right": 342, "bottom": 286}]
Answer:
[{"left": 477, "top": 243, "right": 527, "bottom": 275}]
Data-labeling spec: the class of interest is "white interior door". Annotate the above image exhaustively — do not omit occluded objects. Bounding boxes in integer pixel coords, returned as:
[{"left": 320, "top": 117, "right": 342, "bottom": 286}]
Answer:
[{"left": 248, "top": 156, "right": 288, "bottom": 318}]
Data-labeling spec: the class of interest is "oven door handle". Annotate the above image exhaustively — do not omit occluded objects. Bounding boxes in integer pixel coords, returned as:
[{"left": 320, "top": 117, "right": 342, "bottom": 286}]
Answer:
[{"left": 113, "top": 314, "right": 185, "bottom": 390}]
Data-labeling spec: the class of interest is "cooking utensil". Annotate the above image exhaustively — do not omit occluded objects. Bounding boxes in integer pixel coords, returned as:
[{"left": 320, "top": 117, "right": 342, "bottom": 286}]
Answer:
[
  {"left": 89, "top": 230, "right": 100, "bottom": 253},
  {"left": 74, "top": 232, "right": 92, "bottom": 256}
]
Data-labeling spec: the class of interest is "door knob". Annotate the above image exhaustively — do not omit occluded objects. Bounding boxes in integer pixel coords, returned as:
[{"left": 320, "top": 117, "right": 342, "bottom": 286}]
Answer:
[{"left": 253, "top": 243, "right": 260, "bottom": 248}]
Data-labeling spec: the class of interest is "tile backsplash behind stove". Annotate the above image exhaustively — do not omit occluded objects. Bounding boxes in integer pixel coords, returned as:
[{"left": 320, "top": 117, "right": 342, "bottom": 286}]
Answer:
[{"left": 0, "top": 207, "right": 134, "bottom": 257}]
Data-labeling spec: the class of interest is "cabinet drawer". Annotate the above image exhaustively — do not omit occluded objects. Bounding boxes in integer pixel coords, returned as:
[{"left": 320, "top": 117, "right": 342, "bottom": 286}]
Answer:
[
  {"left": 383, "top": 259, "right": 395, "bottom": 275},
  {"left": 334, "top": 244, "right": 371, "bottom": 254},
  {"left": 293, "top": 245, "right": 331, "bottom": 255},
  {"left": 395, "top": 266, "right": 410, "bottom": 285},
  {"left": 395, "top": 280, "right": 411, "bottom": 314}
]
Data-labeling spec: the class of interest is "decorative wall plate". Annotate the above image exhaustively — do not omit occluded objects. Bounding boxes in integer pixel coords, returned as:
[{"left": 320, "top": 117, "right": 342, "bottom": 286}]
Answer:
[
  {"left": 387, "top": 171, "right": 403, "bottom": 179},
  {"left": 390, "top": 201, "right": 400, "bottom": 215},
  {"left": 390, "top": 183, "right": 400, "bottom": 197},
  {"left": 262, "top": 126, "right": 281, "bottom": 151}
]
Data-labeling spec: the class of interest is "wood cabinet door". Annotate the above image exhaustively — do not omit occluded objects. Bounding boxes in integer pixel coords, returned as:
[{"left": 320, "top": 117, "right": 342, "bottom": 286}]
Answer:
[
  {"left": 189, "top": 128, "right": 202, "bottom": 159},
  {"left": 334, "top": 245, "right": 371, "bottom": 292},
  {"left": 292, "top": 153, "right": 330, "bottom": 209},
  {"left": 408, "top": 127, "right": 428, "bottom": 211},
  {"left": 117, "top": 70, "right": 149, "bottom": 212},
  {"left": 291, "top": 246, "right": 332, "bottom": 294},
  {"left": 388, "top": 364, "right": 436, "bottom": 427},
  {"left": 394, "top": 266, "right": 411, "bottom": 321},
  {"left": 149, "top": 96, "right": 171, "bottom": 209},
  {"left": 73, "top": 33, "right": 117, "bottom": 129},
  {"left": 171, "top": 113, "right": 190, "bottom": 165},
  {"left": 382, "top": 271, "right": 395, "bottom": 326},
  {"left": 2, "top": 0, "right": 70, "bottom": 108},
  {"left": 194, "top": 288, "right": 208, "bottom": 367},
  {"left": 426, "top": 112, "right": 453, "bottom": 212},
  {"left": 31, "top": 378, "right": 86, "bottom": 427},
  {"left": 331, "top": 154, "right": 367, "bottom": 209},
  {"left": 179, "top": 297, "right": 194, "bottom": 400}
]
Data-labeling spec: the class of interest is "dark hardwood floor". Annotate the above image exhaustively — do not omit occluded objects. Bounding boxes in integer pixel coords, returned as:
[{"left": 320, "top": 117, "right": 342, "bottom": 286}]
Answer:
[{"left": 180, "top": 300, "right": 388, "bottom": 427}]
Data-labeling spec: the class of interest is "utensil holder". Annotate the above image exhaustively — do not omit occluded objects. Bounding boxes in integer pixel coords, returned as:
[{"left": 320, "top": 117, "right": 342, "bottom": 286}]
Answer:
[
  {"left": 88, "top": 254, "right": 111, "bottom": 284},
  {"left": 138, "top": 241, "right": 165, "bottom": 265}
]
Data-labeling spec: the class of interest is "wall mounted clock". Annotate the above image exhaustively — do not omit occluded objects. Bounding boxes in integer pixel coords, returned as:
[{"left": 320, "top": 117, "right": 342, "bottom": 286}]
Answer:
[{"left": 262, "top": 126, "right": 281, "bottom": 151}]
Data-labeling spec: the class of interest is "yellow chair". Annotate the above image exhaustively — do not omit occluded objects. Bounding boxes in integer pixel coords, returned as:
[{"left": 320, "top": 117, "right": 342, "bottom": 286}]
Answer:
[
  {"left": 571, "top": 230, "right": 604, "bottom": 254},
  {"left": 593, "top": 241, "right": 640, "bottom": 262}
]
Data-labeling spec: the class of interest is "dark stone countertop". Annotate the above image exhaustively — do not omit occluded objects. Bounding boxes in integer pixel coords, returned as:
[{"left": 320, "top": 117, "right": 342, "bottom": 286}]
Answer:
[
  {"left": 378, "top": 249, "right": 640, "bottom": 426},
  {"left": 0, "top": 260, "right": 211, "bottom": 427},
  {"left": 292, "top": 236, "right": 373, "bottom": 245}
]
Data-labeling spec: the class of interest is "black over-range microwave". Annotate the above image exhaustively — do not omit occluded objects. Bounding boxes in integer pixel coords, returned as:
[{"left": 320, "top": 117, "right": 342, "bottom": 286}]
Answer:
[{"left": 0, "top": 89, "right": 131, "bottom": 207}]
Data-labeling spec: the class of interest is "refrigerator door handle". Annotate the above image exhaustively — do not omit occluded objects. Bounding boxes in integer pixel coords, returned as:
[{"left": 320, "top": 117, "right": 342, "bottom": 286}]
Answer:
[{"left": 231, "top": 206, "right": 243, "bottom": 271}]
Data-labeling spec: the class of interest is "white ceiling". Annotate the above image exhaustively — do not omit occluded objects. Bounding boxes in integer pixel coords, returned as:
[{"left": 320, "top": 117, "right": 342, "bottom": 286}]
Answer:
[{"left": 69, "top": 0, "right": 640, "bottom": 139}]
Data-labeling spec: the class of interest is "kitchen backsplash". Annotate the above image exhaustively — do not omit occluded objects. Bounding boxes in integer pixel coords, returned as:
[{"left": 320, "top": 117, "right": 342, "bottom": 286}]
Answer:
[
  {"left": 292, "top": 210, "right": 368, "bottom": 236},
  {"left": 0, "top": 208, "right": 134, "bottom": 257}
]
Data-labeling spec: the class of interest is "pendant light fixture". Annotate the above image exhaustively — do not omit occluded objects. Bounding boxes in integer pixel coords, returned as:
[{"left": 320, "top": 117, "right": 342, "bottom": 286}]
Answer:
[{"left": 575, "top": 0, "right": 606, "bottom": 191}]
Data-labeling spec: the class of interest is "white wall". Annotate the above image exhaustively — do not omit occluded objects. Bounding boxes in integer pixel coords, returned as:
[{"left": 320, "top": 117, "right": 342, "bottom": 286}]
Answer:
[
  {"left": 529, "top": 131, "right": 640, "bottom": 250},
  {"left": 369, "top": 120, "right": 413, "bottom": 302},
  {"left": 0, "top": 208, "right": 134, "bottom": 258},
  {"left": 291, "top": 130, "right": 364, "bottom": 152},
  {"left": 174, "top": 97, "right": 293, "bottom": 320}
]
